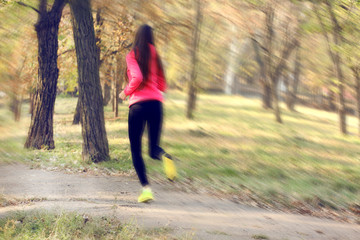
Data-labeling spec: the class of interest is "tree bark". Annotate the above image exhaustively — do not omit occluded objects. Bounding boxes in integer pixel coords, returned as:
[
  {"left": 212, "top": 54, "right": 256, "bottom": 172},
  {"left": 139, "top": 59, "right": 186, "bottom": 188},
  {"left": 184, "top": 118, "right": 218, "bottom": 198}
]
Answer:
[
  {"left": 96, "top": 7, "right": 112, "bottom": 107},
  {"left": 327, "top": 87, "right": 337, "bottom": 111},
  {"left": 314, "top": 2, "right": 347, "bottom": 134},
  {"left": 103, "top": 62, "right": 112, "bottom": 106},
  {"left": 70, "top": 0, "right": 109, "bottom": 162},
  {"left": 10, "top": 94, "right": 22, "bottom": 122},
  {"left": 95, "top": 8, "right": 103, "bottom": 64},
  {"left": 186, "top": 0, "right": 202, "bottom": 119},
  {"left": 262, "top": 82, "right": 272, "bottom": 109},
  {"left": 114, "top": 54, "right": 123, "bottom": 118},
  {"left": 269, "top": 2, "right": 300, "bottom": 123},
  {"left": 25, "top": 0, "right": 66, "bottom": 149},
  {"left": 325, "top": 0, "right": 347, "bottom": 134},
  {"left": 114, "top": 79, "right": 119, "bottom": 117},
  {"left": 270, "top": 36, "right": 298, "bottom": 123},
  {"left": 263, "top": 4, "right": 275, "bottom": 110},
  {"left": 263, "top": 4, "right": 278, "bottom": 120},
  {"left": 285, "top": 45, "right": 301, "bottom": 111},
  {"left": 271, "top": 84, "right": 282, "bottom": 123},
  {"left": 251, "top": 36, "right": 272, "bottom": 109}
]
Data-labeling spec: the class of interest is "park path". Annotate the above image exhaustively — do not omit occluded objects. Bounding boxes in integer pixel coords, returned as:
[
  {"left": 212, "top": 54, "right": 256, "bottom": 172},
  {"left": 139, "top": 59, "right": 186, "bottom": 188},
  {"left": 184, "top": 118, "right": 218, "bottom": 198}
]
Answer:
[{"left": 0, "top": 163, "right": 359, "bottom": 240}]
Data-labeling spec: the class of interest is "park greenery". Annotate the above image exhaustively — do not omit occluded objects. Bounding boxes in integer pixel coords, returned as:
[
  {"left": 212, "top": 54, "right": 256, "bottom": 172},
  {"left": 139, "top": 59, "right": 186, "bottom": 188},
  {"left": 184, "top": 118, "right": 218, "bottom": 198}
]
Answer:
[
  {"left": 1, "top": 91, "right": 359, "bottom": 215},
  {"left": 0, "top": 210, "right": 188, "bottom": 239},
  {"left": 0, "top": 0, "right": 359, "bottom": 235}
]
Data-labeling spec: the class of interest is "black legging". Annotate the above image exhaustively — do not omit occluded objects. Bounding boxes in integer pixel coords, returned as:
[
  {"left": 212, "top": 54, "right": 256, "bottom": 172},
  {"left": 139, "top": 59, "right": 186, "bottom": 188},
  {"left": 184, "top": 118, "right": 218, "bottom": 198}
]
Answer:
[{"left": 128, "top": 100, "right": 164, "bottom": 186}]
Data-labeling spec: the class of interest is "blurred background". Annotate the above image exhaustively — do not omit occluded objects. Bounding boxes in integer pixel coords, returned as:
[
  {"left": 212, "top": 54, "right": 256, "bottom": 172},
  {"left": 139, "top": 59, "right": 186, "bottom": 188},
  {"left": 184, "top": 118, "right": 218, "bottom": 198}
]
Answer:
[{"left": 0, "top": 0, "right": 359, "bottom": 221}]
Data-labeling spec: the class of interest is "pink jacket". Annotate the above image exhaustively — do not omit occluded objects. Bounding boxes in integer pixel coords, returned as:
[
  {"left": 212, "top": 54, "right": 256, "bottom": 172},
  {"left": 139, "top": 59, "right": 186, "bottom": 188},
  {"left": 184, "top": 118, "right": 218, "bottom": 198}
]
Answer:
[{"left": 124, "top": 44, "right": 166, "bottom": 107}]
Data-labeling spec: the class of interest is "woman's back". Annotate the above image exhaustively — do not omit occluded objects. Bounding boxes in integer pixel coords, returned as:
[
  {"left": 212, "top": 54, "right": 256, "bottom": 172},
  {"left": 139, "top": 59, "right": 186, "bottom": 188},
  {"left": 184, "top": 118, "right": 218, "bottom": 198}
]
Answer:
[{"left": 124, "top": 43, "right": 166, "bottom": 106}]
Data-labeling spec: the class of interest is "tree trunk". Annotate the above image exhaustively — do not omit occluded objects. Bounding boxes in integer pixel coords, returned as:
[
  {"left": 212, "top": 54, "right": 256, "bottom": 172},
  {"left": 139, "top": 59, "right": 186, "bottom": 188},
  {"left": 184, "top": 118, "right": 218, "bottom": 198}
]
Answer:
[
  {"left": 25, "top": 0, "right": 66, "bottom": 149},
  {"left": 114, "top": 54, "right": 123, "bottom": 118},
  {"left": 315, "top": 1, "right": 347, "bottom": 134},
  {"left": 95, "top": 8, "right": 103, "bottom": 65},
  {"left": 326, "top": 0, "right": 347, "bottom": 134},
  {"left": 96, "top": 7, "right": 112, "bottom": 107},
  {"left": 335, "top": 60, "right": 347, "bottom": 134},
  {"left": 114, "top": 79, "right": 120, "bottom": 117},
  {"left": 262, "top": 82, "right": 272, "bottom": 109},
  {"left": 10, "top": 94, "right": 22, "bottom": 122},
  {"left": 70, "top": 0, "right": 109, "bottom": 162},
  {"left": 187, "top": 86, "right": 197, "bottom": 118},
  {"left": 186, "top": 0, "right": 202, "bottom": 119},
  {"left": 103, "top": 63, "right": 112, "bottom": 106},
  {"left": 112, "top": 76, "right": 115, "bottom": 112},
  {"left": 269, "top": 5, "right": 299, "bottom": 123},
  {"left": 73, "top": 96, "right": 81, "bottom": 125},
  {"left": 327, "top": 87, "right": 336, "bottom": 111},
  {"left": 263, "top": 4, "right": 275, "bottom": 110},
  {"left": 286, "top": 45, "right": 301, "bottom": 111},
  {"left": 271, "top": 83, "right": 282, "bottom": 123},
  {"left": 251, "top": 36, "right": 272, "bottom": 109},
  {"left": 271, "top": 36, "right": 298, "bottom": 122}
]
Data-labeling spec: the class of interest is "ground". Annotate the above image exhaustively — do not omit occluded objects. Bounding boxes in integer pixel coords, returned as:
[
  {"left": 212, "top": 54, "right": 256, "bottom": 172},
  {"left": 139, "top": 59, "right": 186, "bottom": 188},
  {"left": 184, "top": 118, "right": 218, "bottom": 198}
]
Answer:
[{"left": 0, "top": 163, "right": 359, "bottom": 240}]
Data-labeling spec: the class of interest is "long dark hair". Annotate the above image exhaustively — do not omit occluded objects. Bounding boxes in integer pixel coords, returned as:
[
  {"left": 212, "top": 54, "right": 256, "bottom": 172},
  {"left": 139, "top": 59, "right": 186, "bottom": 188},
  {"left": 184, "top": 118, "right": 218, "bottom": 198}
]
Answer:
[
  {"left": 133, "top": 24, "right": 154, "bottom": 81},
  {"left": 125, "top": 24, "right": 164, "bottom": 85}
]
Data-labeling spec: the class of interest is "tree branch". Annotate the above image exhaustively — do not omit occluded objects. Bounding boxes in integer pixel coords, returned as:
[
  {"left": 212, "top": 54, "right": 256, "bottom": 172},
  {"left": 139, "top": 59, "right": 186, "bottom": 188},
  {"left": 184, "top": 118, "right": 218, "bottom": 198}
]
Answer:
[
  {"left": 273, "top": 8, "right": 302, "bottom": 85},
  {"left": 58, "top": 48, "right": 75, "bottom": 57},
  {"left": 325, "top": 0, "right": 344, "bottom": 42},
  {"left": 313, "top": 4, "right": 336, "bottom": 65},
  {"left": 273, "top": 36, "right": 298, "bottom": 83},
  {"left": 250, "top": 33, "right": 267, "bottom": 53},
  {"left": 16, "top": 1, "right": 40, "bottom": 14},
  {"left": 251, "top": 37, "right": 265, "bottom": 71}
]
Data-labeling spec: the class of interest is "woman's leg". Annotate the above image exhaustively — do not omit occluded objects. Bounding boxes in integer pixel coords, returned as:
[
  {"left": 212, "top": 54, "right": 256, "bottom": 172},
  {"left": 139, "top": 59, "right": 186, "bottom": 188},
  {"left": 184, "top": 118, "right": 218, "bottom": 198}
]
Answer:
[
  {"left": 147, "top": 101, "right": 164, "bottom": 160},
  {"left": 146, "top": 101, "right": 177, "bottom": 181},
  {"left": 128, "top": 103, "right": 148, "bottom": 186}
]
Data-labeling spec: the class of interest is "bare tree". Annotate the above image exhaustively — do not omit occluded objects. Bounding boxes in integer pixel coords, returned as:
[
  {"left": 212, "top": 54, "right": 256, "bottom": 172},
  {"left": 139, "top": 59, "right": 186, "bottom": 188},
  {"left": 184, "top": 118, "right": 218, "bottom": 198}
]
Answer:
[
  {"left": 285, "top": 43, "right": 302, "bottom": 111},
  {"left": 314, "top": 1, "right": 347, "bottom": 134},
  {"left": 187, "top": 0, "right": 202, "bottom": 119},
  {"left": 24, "top": 0, "right": 66, "bottom": 149},
  {"left": 250, "top": 1, "right": 300, "bottom": 123},
  {"left": 114, "top": 54, "right": 124, "bottom": 117},
  {"left": 69, "top": 0, "right": 109, "bottom": 162}
]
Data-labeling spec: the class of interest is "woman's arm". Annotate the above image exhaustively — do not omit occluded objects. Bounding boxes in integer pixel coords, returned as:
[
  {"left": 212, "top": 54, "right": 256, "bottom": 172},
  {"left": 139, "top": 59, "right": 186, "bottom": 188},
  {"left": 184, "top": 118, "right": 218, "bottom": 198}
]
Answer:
[{"left": 124, "top": 51, "right": 143, "bottom": 96}]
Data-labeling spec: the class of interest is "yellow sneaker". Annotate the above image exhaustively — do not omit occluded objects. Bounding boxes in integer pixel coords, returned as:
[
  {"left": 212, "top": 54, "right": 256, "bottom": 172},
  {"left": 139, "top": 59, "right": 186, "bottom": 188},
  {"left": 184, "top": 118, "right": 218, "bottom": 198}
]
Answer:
[
  {"left": 138, "top": 188, "right": 154, "bottom": 203},
  {"left": 163, "top": 154, "right": 177, "bottom": 181}
]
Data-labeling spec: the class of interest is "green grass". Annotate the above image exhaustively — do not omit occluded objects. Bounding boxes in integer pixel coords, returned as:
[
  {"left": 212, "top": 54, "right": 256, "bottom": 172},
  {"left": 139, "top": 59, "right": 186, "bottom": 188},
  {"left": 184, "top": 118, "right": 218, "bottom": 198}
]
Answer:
[
  {"left": 1, "top": 91, "right": 359, "bottom": 212},
  {"left": 0, "top": 211, "right": 176, "bottom": 240}
]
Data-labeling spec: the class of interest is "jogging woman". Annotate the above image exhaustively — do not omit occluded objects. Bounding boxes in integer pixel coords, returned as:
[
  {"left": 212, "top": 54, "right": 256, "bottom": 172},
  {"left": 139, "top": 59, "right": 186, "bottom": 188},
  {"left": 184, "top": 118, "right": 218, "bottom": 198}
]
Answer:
[{"left": 119, "top": 24, "right": 176, "bottom": 203}]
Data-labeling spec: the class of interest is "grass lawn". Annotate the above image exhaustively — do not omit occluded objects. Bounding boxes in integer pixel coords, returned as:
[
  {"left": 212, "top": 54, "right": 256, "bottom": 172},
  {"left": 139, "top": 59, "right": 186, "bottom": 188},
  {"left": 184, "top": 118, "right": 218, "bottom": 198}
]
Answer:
[
  {"left": 0, "top": 91, "right": 359, "bottom": 213},
  {"left": 0, "top": 210, "right": 185, "bottom": 240}
]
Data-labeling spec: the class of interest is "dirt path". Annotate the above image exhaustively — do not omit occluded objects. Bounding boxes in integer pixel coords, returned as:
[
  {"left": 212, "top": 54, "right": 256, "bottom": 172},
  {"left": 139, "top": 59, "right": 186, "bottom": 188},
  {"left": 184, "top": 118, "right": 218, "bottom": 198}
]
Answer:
[{"left": 0, "top": 164, "right": 359, "bottom": 240}]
